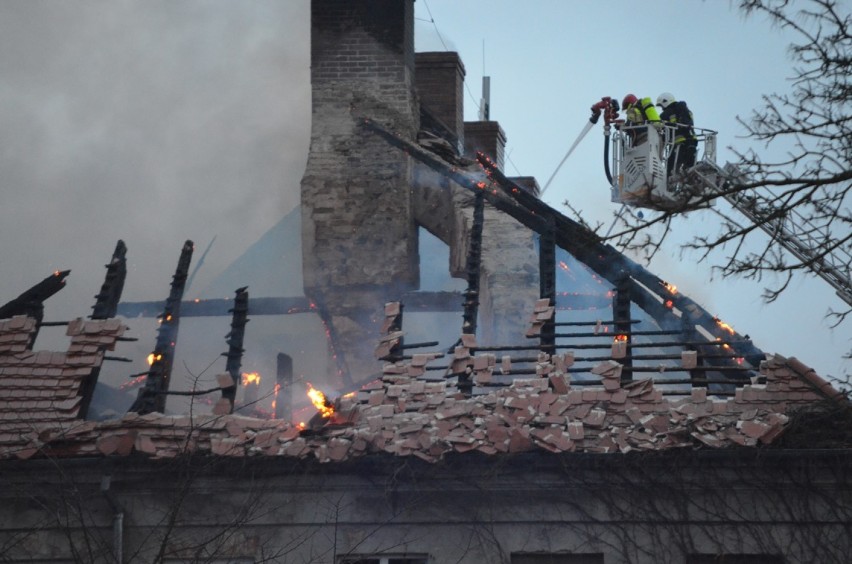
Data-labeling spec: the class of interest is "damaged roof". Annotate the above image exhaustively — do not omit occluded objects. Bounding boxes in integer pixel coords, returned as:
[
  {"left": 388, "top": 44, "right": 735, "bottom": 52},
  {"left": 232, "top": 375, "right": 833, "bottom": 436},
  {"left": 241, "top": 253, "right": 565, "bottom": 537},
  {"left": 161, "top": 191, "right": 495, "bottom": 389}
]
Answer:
[{"left": 0, "top": 304, "right": 845, "bottom": 463}]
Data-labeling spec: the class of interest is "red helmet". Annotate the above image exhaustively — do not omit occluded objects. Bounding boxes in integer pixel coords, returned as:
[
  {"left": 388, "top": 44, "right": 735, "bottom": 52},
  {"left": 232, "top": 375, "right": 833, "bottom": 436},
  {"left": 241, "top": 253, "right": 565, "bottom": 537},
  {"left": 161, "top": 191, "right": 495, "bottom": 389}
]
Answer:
[{"left": 622, "top": 94, "right": 638, "bottom": 108}]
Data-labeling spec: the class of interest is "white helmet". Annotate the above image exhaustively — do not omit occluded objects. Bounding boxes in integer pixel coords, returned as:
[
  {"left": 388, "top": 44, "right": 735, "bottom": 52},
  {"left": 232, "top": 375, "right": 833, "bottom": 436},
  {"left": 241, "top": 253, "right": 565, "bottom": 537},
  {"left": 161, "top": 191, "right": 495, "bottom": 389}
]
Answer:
[{"left": 656, "top": 92, "right": 675, "bottom": 109}]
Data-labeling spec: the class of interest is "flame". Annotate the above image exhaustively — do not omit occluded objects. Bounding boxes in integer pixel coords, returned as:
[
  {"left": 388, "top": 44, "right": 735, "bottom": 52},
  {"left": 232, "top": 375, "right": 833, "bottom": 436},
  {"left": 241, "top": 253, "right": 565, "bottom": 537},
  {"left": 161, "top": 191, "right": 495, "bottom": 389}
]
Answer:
[
  {"left": 663, "top": 282, "right": 678, "bottom": 294},
  {"left": 298, "top": 421, "right": 306, "bottom": 430},
  {"left": 307, "top": 383, "right": 334, "bottom": 418},
  {"left": 147, "top": 353, "right": 162, "bottom": 366},
  {"left": 242, "top": 372, "right": 261, "bottom": 386},
  {"left": 713, "top": 316, "right": 736, "bottom": 335},
  {"left": 614, "top": 334, "right": 628, "bottom": 342},
  {"left": 664, "top": 299, "right": 674, "bottom": 309},
  {"left": 271, "top": 382, "right": 281, "bottom": 412}
]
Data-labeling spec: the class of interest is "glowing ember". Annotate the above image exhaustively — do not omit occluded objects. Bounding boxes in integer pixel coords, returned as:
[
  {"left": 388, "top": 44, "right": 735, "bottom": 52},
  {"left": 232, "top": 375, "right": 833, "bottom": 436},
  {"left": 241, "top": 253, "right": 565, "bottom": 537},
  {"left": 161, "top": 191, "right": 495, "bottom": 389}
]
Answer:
[
  {"left": 298, "top": 421, "right": 306, "bottom": 430},
  {"left": 147, "top": 353, "right": 162, "bottom": 366},
  {"left": 614, "top": 334, "right": 628, "bottom": 342},
  {"left": 120, "top": 374, "right": 147, "bottom": 390},
  {"left": 664, "top": 299, "right": 674, "bottom": 309},
  {"left": 714, "top": 316, "right": 736, "bottom": 335},
  {"left": 307, "top": 383, "right": 334, "bottom": 418},
  {"left": 242, "top": 372, "right": 261, "bottom": 386},
  {"left": 271, "top": 382, "right": 281, "bottom": 412}
]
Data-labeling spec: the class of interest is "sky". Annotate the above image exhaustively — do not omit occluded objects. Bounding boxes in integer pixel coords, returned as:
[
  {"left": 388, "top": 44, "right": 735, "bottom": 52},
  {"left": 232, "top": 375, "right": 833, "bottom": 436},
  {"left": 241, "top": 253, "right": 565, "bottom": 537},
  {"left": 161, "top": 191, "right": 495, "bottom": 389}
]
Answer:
[{"left": 0, "top": 0, "right": 848, "bottom": 390}]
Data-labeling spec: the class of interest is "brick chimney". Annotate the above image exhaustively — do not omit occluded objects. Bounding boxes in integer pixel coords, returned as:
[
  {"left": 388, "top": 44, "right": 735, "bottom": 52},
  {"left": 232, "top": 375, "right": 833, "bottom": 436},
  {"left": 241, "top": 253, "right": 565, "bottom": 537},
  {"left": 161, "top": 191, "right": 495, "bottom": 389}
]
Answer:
[
  {"left": 415, "top": 52, "right": 466, "bottom": 153},
  {"left": 301, "top": 0, "right": 418, "bottom": 386},
  {"left": 464, "top": 121, "right": 507, "bottom": 170}
]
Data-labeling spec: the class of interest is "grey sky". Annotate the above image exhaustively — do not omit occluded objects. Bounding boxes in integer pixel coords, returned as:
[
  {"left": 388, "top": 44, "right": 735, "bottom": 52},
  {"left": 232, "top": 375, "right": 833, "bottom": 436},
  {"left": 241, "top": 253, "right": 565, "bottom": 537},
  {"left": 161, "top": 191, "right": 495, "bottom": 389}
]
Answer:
[{"left": 0, "top": 1, "right": 848, "bottom": 385}]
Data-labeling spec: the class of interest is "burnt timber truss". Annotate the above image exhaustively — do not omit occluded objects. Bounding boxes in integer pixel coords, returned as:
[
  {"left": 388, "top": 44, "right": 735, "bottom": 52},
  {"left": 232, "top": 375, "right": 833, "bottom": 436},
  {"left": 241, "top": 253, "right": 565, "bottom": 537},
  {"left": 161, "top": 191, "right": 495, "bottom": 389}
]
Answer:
[{"left": 361, "top": 118, "right": 766, "bottom": 378}]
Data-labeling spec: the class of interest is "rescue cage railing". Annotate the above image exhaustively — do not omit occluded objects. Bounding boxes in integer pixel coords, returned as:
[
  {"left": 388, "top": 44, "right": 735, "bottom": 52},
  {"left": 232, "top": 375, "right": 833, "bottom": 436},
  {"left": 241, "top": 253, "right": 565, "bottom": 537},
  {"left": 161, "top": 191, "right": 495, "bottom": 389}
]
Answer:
[{"left": 612, "top": 123, "right": 718, "bottom": 174}]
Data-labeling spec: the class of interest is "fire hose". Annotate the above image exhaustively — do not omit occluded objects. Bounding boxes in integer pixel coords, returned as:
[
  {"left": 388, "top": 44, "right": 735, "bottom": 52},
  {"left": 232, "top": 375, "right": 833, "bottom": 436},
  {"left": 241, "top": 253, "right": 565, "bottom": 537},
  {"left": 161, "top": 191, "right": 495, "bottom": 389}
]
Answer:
[
  {"left": 540, "top": 120, "right": 595, "bottom": 196},
  {"left": 541, "top": 97, "right": 620, "bottom": 196}
]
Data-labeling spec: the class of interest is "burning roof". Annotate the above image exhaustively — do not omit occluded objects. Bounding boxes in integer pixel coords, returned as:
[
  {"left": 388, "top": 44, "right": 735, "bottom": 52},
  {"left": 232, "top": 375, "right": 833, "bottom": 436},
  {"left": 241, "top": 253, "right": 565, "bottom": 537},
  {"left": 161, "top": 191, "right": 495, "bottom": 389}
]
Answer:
[{"left": 0, "top": 306, "right": 845, "bottom": 462}]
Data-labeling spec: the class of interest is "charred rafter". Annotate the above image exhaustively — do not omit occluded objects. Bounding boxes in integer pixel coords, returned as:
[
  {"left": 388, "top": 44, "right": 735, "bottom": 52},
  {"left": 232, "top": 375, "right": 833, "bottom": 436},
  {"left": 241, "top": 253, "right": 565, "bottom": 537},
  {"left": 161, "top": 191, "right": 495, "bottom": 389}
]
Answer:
[
  {"left": 0, "top": 270, "right": 70, "bottom": 348},
  {"left": 362, "top": 119, "right": 765, "bottom": 371},
  {"left": 220, "top": 287, "right": 249, "bottom": 414},
  {"left": 129, "top": 240, "right": 194, "bottom": 415},
  {"left": 90, "top": 240, "right": 127, "bottom": 320}
]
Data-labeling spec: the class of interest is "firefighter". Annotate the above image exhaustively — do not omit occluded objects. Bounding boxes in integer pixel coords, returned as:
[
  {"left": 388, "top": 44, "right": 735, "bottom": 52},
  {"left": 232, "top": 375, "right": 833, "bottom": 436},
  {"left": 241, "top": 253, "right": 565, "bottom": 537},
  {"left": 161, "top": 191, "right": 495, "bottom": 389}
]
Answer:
[
  {"left": 621, "top": 94, "right": 660, "bottom": 146},
  {"left": 656, "top": 92, "right": 698, "bottom": 175},
  {"left": 622, "top": 94, "right": 660, "bottom": 124}
]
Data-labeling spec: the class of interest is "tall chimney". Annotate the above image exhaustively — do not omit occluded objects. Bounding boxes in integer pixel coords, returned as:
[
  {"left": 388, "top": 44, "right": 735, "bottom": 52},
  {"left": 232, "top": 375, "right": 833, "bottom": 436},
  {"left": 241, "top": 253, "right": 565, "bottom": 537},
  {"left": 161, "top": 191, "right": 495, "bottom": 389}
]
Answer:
[
  {"left": 464, "top": 121, "right": 507, "bottom": 171},
  {"left": 415, "top": 52, "right": 466, "bottom": 153},
  {"left": 301, "top": 0, "right": 419, "bottom": 386}
]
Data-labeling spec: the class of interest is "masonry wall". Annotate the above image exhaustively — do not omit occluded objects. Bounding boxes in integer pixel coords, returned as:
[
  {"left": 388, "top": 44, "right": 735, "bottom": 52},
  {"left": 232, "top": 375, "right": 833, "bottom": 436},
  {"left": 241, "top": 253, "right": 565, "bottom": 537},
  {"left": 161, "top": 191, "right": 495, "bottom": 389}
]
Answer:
[
  {"left": 301, "top": 0, "right": 419, "bottom": 385},
  {"left": 1, "top": 452, "right": 849, "bottom": 564}
]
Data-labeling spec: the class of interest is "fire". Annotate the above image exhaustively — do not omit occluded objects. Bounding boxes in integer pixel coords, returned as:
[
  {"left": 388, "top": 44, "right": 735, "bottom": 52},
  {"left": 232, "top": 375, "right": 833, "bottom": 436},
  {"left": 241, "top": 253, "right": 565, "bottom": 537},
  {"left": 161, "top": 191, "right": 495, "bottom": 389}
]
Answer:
[
  {"left": 119, "top": 374, "right": 147, "bottom": 390},
  {"left": 147, "top": 353, "right": 162, "bottom": 365},
  {"left": 307, "top": 383, "right": 334, "bottom": 418},
  {"left": 713, "top": 316, "right": 736, "bottom": 335},
  {"left": 663, "top": 282, "right": 677, "bottom": 294},
  {"left": 614, "top": 334, "right": 628, "bottom": 342},
  {"left": 242, "top": 372, "right": 261, "bottom": 386},
  {"left": 664, "top": 299, "right": 674, "bottom": 309},
  {"left": 271, "top": 382, "right": 281, "bottom": 412}
]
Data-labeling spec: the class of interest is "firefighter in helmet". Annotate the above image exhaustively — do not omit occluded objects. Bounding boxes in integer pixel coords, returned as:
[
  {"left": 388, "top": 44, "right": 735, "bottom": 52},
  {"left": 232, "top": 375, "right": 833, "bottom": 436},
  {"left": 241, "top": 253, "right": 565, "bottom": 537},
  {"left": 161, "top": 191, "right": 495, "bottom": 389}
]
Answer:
[
  {"left": 656, "top": 92, "right": 698, "bottom": 175},
  {"left": 621, "top": 94, "right": 660, "bottom": 145}
]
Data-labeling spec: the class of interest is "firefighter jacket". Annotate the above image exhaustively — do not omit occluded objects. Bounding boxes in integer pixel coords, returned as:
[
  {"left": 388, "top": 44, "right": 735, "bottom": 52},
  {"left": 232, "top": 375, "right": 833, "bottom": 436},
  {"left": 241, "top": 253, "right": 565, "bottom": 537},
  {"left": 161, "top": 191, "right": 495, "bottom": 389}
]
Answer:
[
  {"left": 660, "top": 101, "right": 696, "bottom": 145},
  {"left": 625, "top": 97, "right": 660, "bottom": 124}
]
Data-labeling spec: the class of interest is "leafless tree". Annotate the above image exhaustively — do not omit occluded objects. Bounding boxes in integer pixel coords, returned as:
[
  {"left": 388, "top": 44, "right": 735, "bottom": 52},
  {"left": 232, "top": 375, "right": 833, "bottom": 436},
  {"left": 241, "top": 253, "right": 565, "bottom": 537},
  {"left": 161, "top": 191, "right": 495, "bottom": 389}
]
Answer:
[{"left": 600, "top": 0, "right": 851, "bottom": 323}]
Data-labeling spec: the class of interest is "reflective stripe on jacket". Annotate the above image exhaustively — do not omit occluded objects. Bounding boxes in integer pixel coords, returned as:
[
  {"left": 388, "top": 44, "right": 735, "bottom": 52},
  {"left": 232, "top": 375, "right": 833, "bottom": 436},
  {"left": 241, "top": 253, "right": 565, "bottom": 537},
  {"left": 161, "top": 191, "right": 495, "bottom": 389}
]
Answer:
[
  {"left": 660, "top": 100, "right": 696, "bottom": 144},
  {"left": 625, "top": 97, "right": 660, "bottom": 124}
]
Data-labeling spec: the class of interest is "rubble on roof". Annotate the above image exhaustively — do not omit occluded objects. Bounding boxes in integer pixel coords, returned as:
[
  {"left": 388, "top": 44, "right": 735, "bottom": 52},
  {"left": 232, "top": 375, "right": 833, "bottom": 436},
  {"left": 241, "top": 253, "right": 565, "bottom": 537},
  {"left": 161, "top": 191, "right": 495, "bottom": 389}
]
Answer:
[
  {"left": 0, "top": 330, "right": 843, "bottom": 461},
  {"left": 0, "top": 315, "right": 127, "bottom": 459},
  {"left": 0, "top": 294, "right": 846, "bottom": 463}
]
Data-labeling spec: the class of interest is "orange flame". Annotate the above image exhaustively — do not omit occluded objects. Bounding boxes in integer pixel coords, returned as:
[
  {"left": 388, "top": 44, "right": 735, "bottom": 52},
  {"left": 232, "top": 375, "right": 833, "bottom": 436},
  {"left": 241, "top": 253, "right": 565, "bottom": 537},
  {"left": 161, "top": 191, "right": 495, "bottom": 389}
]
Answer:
[
  {"left": 147, "top": 353, "right": 162, "bottom": 366},
  {"left": 271, "top": 383, "right": 281, "bottom": 412},
  {"left": 714, "top": 316, "right": 736, "bottom": 335},
  {"left": 242, "top": 372, "right": 261, "bottom": 386},
  {"left": 307, "top": 383, "right": 334, "bottom": 418},
  {"left": 614, "top": 334, "right": 628, "bottom": 342},
  {"left": 663, "top": 282, "right": 677, "bottom": 294}
]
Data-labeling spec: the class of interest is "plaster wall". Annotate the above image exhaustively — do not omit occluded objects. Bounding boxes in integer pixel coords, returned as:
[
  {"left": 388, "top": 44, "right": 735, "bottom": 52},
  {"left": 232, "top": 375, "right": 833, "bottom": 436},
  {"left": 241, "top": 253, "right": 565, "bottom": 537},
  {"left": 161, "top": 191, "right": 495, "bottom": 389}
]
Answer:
[{"left": 1, "top": 453, "right": 849, "bottom": 563}]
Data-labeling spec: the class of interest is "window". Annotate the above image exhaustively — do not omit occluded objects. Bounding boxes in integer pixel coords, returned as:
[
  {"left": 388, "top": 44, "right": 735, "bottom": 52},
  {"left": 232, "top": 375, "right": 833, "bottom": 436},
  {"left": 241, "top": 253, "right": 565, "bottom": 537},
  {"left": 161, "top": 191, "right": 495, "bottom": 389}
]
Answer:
[
  {"left": 687, "top": 556, "right": 784, "bottom": 564},
  {"left": 511, "top": 554, "right": 604, "bottom": 564},
  {"left": 338, "top": 557, "right": 428, "bottom": 564}
]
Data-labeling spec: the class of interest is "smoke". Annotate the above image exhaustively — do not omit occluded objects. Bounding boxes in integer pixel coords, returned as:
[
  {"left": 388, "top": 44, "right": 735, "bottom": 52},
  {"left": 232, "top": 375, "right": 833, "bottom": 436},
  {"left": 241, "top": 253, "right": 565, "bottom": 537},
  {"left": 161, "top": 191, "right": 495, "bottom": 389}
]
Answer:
[{"left": 0, "top": 1, "right": 310, "bottom": 319}]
